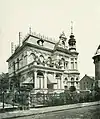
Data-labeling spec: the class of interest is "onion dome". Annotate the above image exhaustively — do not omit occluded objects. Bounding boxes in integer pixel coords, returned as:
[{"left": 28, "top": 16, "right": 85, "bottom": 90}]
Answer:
[
  {"left": 68, "top": 34, "right": 76, "bottom": 46},
  {"left": 68, "top": 21, "right": 76, "bottom": 51}
]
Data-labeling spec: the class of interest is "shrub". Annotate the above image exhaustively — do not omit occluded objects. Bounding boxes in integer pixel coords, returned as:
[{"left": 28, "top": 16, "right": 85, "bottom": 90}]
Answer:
[{"left": 69, "top": 86, "right": 76, "bottom": 92}]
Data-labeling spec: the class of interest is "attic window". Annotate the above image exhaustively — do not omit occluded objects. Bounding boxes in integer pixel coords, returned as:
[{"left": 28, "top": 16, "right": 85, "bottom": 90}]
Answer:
[
  {"left": 37, "top": 39, "right": 44, "bottom": 46},
  {"left": 65, "top": 78, "right": 68, "bottom": 80},
  {"left": 76, "top": 78, "right": 78, "bottom": 80}
]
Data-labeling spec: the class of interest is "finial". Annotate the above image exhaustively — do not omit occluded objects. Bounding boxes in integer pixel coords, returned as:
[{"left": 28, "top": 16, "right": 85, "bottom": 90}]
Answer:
[
  {"left": 19, "top": 32, "right": 22, "bottom": 46},
  {"left": 59, "top": 31, "right": 67, "bottom": 41},
  {"left": 71, "top": 21, "right": 73, "bottom": 34},
  {"left": 29, "top": 27, "right": 32, "bottom": 34}
]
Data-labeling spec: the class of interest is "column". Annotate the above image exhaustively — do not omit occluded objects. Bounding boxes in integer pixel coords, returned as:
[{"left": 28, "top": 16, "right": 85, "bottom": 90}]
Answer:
[
  {"left": 61, "top": 74, "right": 64, "bottom": 89},
  {"left": 34, "top": 70, "right": 38, "bottom": 89},
  {"left": 41, "top": 77, "right": 43, "bottom": 89},
  {"left": 44, "top": 72, "right": 47, "bottom": 89},
  {"left": 58, "top": 78, "right": 60, "bottom": 89},
  {"left": 69, "top": 58, "right": 71, "bottom": 69},
  {"left": 57, "top": 77, "right": 59, "bottom": 89},
  {"left": 53, "top": 73, "right": 57, "bottom": 89}
]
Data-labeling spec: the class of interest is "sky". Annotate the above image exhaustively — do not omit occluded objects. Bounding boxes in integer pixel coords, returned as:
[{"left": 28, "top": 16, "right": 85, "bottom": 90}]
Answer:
[{"left": 0, "top": 0, "right": 100, "bottom": 78}]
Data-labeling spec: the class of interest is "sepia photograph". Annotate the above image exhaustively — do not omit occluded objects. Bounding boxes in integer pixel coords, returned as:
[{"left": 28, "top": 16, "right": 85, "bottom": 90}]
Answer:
[{"left": 0, "top": 0, "right": 100, "bottom": 118}]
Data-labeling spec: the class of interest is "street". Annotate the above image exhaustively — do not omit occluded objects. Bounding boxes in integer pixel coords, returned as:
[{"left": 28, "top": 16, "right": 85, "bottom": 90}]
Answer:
[{"left": 12, "top": 105, "right": 100, "bottom": 119}]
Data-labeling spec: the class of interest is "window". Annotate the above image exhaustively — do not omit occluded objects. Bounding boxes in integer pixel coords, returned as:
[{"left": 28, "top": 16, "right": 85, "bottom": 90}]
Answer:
[
  {"left": 75, "top": 62, "right": 77, "bottom": 69},
  {"left": 65, "top": 77, "right": 68, "bottom": 80},
  {"left": 47, "top": 57, "right": 51, "bottom": 65},
  {"left": 71, "top": 82, "right": 74, "bottom": 86},
  {"left": 75, "top": 58, "right": 77, "bottom": 60},
  {"left": 71, "top": 78, "right": 74, "bottom": 81},
  {"left": 28, "top": 53, "right": 35, "bottom": 64},
  {"left": 64, "top": 86, "right": 68, "bottom": 89},
  {"left": 37, "top": 72, "right": 44, "bottom": 89},
  {"left": 76, "top": 82, "right": 78, "bottom": 84},
  {"left": 71, "top": 58, "right": 74, "bottom": 61},
  {"left": 60, "top": 58, "right": 65, "bottom": 69},
  {"left": 71, "top": 62, "right": 74, "bottom": 69},
  {"left": 39, "top": 55, "right": 44, "bottom": 63},
  {"left": 76, "top": 78, "right": 78, "bottom": 80},
  {"left": 66, "top": 61, "right": 68, "bottom": 69},
  {"left": 20, "top": 59, "right": 23, "bottom": 67},
  {"left": 8, "top": 63, "right": 11, "bottom": 69},
  {"left": 60, "top": 78, "right": 62, "bottom": 89},
  {"left": 37, "top": 39, "right": 44, "bottom": 46},
  {"left": 98, "top": 56, "right": 100, "bottom": 61},
  {"left": 13, "top": 61, "right": 15, "bottom": 71},
  {"left": 17, "top": 58, "right": 19, "bottom": 70}
]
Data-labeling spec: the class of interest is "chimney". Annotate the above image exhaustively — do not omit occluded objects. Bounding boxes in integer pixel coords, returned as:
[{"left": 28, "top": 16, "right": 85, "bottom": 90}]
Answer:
[
  {"left": 11, "top": 42, "right": 14, "bottom": 54},
  {"left": 19, "top": 32, "right": 22, "bottom": 46}
]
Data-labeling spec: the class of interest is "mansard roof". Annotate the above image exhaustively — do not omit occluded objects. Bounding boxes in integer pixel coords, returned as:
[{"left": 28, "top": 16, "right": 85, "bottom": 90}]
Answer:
[
  {"left": 6, "top": 42, "right": 54, "bottom": 62},
  {"left": 23, "top": 34, "right": 56, "bottom": 44},
  {"left": 7, "top": 33, "right": 76, "bottom": 62}
]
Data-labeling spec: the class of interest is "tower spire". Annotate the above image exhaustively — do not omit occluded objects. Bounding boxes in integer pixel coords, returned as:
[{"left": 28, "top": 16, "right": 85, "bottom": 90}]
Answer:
[
  {"left": 71, "top": 21, "right": 73, "bottom": 34},
  {"left": 68, "top": 21, "right": 76, "bottom": 51}
]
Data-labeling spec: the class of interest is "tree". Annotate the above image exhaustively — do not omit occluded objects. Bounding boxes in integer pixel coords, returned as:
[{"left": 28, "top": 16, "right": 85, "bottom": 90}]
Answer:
[
  {"left": 0, "top": 73, "right": 9, "bottom": 109},
  {"left": 69, "top": 86, "right": 76, "bottom": 92}
]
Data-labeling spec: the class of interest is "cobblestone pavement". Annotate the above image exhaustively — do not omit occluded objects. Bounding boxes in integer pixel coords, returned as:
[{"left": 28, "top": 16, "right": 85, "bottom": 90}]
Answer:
[{"left": 14, "top": 105, "right": 100, "bottom": 119}]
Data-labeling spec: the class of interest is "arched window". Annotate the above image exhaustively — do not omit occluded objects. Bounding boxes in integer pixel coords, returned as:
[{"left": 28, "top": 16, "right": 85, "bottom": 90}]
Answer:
[
  {"left": 37, "top": 71, "right": 44, "bottom": 89},
  {"left": 56, "top": 74, "right": 61, "bottom": 77},
  {"left": 76, "top": 78, "right": 78, "bottom": 80},
  {"left": 64, "top": 86, "right": 68, "bottom": 89},
  {"left": 47, "top": 57, "right": 51, "bottom": 65},
  {"left": 65, "top": 61, "right": 68, "bottom": 69},
  {"left": 65, "top": 77, "right": 68, "bottom": 80},
  {"left": 39, "top": 55, "right": 44, "bottom": 63},
  {"left": 60, "top": 58, "right": 65, "bottom": 69},
  {"left": 28, "top": 53, "right": 36, "bottom": 64},
  {"left": 21, "top": 76, "right": 25, "bottom": 82},
  {"left": 71, "top": 78, "right": 74, "bottom": 81}
]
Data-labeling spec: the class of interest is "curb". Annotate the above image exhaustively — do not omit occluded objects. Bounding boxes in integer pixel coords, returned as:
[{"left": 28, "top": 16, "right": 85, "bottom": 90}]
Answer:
[{"left": 0, "top": 101, "right": 100, "bottom": 119}]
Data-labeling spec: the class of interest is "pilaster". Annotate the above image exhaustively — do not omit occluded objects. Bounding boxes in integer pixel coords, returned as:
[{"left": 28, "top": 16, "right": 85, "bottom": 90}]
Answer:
[
  {"left": 44, "top": 72, "right": 47, "bottom": 89},
  {"left": 61, "top": 74, "right": 64, "bottom": 89},
  {"left": 34, "top": 70, "right": 38, "bottom": 89}
]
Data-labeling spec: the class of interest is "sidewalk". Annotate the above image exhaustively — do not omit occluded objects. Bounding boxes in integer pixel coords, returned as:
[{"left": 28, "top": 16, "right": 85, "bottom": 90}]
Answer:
[{"left": 0, "top": 101, "right": 100, "bottom": 119}]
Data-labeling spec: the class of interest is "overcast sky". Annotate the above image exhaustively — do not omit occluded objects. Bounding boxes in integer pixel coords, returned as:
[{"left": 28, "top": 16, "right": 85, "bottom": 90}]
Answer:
[{"left": 0, "top": 0, "right": 100, "bottom": 78}]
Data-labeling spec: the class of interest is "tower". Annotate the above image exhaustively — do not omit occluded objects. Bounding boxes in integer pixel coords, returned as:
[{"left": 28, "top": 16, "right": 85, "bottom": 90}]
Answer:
[
  {"left": 68, "top": 21, "right": 76, "bottom": 51},
  {"left": 93, "top": 45, "right": 100, "bottom": 87}
]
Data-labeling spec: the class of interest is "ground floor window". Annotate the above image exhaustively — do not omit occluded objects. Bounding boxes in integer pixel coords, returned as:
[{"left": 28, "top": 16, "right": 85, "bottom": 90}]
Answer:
[{"left": 47, "top": 84, "right": 53, "bottom": 89}]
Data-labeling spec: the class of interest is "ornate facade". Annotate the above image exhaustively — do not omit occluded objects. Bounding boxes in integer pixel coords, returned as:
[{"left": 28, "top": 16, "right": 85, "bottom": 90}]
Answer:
[
  {"left": 7, "top": 30, "right": 80, "bottom": 93},
  {"left": 93, "top": 45, "right": 100, "bottom": 87}
]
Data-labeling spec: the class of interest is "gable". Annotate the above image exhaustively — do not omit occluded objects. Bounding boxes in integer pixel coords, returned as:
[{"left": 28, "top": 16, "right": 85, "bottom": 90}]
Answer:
[{"left": 80, "top": 75, "right": 94, "bottom": 83}]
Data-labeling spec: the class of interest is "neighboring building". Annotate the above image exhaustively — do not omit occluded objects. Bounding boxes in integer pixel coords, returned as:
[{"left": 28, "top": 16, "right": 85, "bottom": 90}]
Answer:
[
  {"left": 93, "top": 45, "right": 100, "bottom": 87},
  {"left": 80, "top": 74, "right": 94, "bottom": 91},
  {"left": 7, "top": 29, "right": 80, "bottom": 94}
]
